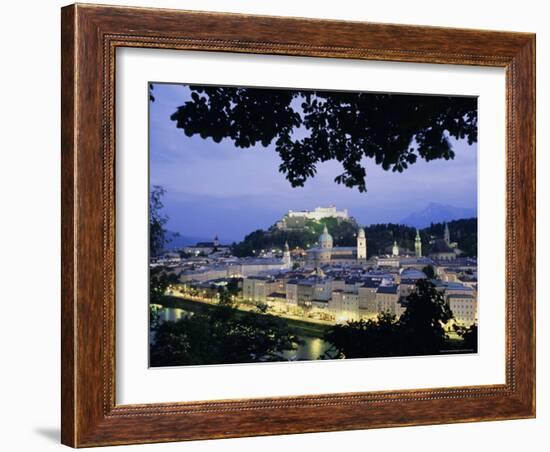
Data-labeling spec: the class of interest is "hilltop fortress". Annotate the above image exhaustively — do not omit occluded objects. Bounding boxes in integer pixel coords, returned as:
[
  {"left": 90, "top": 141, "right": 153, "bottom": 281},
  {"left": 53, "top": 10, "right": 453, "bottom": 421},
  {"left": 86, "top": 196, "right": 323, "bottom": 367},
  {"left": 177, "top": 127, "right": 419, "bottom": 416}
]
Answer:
[
  {"left": 276, "top": 205, "right": 350, "bottom": 230},
  {"left": 276, "top": 206, "right": 367, "bottom": 266}
]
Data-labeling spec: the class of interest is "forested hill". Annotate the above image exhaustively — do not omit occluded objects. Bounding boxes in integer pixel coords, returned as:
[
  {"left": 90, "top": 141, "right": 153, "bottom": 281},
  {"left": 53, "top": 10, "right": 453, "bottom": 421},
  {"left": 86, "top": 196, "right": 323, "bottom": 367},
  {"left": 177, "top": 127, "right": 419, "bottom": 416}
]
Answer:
[
  {"left": 231, "top": 217, "right": 477, "bottom": 258},
  {"left": 425, "top": 218, "right": 478, "bottom": 257},
  {"left": 362, "top": 218, "right": 477, "bottom": 257},
  {"left": 231, "top": 217, "right": 358, "bottom": 257}
]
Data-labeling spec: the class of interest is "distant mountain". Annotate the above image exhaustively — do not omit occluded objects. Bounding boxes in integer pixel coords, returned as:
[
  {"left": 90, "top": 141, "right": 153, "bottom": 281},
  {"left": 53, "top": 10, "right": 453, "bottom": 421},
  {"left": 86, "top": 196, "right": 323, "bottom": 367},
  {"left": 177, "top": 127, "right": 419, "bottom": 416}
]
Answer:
[
  {"left": 400, "top": 203, "right": 476, "bottom": 228},
  {"left": 164, "top": 232, "right": 212, "bottom": 250}
]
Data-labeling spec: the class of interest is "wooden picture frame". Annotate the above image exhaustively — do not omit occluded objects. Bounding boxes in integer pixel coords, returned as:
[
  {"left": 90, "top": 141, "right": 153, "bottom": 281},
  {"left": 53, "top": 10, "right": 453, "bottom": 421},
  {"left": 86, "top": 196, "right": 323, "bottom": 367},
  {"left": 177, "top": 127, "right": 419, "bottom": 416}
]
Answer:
[{"left": 61, "top": 3, "right": 536, "bottom": 447}]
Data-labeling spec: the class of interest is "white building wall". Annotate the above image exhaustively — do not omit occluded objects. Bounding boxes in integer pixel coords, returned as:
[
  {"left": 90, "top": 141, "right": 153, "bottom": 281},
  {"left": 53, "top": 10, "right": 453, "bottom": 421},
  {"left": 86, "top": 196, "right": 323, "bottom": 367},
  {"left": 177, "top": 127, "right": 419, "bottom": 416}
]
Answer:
[
  {"left": 358, "top": 287, "right": 378, "bottom": 312},
  {"left": 287, "top": 206, "right": 349, "bottom": 221},
  {"left": 285, "top": 283, "right": 298, "bottom": 305},
  {"left": 448, "top": 295, "right": 477, "bottom": 326},
  {"left": 376, "top": 293, "right": 403, "bottom": 316}
]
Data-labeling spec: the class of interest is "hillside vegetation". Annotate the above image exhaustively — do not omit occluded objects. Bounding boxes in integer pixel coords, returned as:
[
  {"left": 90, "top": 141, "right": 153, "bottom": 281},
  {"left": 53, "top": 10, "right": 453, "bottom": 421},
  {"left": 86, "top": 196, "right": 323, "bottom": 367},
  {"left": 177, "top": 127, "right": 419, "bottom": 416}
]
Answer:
[{"left": 231, "top": 217, "right": 477, "bottom": 258}]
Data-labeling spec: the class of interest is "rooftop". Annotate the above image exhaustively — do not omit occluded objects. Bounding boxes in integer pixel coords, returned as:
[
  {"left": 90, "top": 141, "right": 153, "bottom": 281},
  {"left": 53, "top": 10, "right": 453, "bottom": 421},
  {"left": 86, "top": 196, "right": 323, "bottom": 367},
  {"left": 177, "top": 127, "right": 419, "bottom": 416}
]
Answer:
[
  {"left": 332, "top": 246, "right": 357, "bottom": 251},
  {"left": 361, "top": 280, "right": 381, "bottom": 289},
  {"left": 239, "top": 258, "right": 284, "bottom": 265},
  {"left": 377, "top": 285, "right": 399, "bottom": 294}
]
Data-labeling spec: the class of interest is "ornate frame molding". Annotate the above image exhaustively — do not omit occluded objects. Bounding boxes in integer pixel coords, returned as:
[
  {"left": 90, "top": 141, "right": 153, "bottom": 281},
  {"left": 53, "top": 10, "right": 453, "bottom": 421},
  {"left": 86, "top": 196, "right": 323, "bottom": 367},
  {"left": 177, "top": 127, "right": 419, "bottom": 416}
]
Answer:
[{"left": 61, "top": 4, "right": 535, "bottom": 447}]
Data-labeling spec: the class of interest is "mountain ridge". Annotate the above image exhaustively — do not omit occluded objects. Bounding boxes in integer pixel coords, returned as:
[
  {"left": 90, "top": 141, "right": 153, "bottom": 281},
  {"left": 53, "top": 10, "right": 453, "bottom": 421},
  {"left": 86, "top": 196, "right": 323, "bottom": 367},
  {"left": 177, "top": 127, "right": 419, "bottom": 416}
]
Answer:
[{"left": 400, "top": 202, "right": 476, "bottom": 228}]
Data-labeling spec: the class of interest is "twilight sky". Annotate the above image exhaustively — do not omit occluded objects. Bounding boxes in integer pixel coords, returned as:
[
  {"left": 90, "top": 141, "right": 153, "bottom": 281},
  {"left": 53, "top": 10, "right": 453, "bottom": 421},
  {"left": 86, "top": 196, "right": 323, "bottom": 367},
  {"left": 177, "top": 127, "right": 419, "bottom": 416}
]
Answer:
[{"left": 150, "top": 83, "right": 477, "bottom": 243}]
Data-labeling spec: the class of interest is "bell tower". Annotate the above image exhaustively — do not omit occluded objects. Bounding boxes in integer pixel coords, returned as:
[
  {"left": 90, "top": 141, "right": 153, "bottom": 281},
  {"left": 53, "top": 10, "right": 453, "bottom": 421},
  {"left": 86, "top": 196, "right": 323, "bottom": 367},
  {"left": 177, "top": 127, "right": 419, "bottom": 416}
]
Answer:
[
  {"left": 444, "top": 223, "right": 451, "bottom": 244},
  {"left": 357, "top": 228, "right": 367, "bottom": 259}
]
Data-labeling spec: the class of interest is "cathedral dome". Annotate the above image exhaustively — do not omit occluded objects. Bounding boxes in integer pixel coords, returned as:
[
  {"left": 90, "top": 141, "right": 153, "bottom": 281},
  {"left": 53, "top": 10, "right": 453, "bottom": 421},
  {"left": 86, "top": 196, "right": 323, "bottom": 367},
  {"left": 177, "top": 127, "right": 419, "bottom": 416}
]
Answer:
[{"left": 319, "top": 225, "right": 333, "bottom": 249}]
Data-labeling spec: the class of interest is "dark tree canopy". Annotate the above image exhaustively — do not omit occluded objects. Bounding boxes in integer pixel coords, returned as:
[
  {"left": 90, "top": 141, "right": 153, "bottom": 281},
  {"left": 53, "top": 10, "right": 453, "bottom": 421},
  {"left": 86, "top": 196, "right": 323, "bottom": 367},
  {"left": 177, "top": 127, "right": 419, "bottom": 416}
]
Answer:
[
  {"left": 325, "top": 280, "right": 455, "bottom": 358},
  {"left": 400, "top": 279, "right": 453, "bottom": 355},
  {"left": 454, "top": 323, "right": 478, "bottom": 353},
  {"left": 168, "top": 85, "right": 477, "bottom": 192},
  {"left": 325, "top": 312, "right": 401, "bottom": 359},
  {"left": 150, "top": 290, "right": 298, "bottom": 366}
]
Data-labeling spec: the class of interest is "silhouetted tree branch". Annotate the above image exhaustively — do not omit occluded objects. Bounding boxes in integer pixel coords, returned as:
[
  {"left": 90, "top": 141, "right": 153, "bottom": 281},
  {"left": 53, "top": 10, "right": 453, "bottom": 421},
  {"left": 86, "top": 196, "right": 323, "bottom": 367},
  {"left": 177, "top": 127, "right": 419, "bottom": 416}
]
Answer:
[{"left": 167, "top": 85, "right": 477, "bottom": 192}]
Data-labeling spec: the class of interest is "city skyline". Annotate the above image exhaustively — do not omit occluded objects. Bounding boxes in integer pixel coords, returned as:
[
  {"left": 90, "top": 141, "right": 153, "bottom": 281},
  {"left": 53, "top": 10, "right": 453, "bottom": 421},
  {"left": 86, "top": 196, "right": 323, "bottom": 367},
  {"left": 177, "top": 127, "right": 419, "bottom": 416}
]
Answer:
[{"left": 150, "top": 83, "right": 478, "bottom": 243}]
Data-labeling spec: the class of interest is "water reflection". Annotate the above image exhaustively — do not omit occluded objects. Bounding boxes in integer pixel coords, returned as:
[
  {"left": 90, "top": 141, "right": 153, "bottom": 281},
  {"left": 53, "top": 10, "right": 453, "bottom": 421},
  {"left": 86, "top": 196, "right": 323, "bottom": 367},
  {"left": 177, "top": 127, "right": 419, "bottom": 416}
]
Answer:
[
  {"left": 282, "top": 336, "right": 332, "bottom": 361},
  {"left": 160, "top": 307, "right": 187, "bottom": 322}
]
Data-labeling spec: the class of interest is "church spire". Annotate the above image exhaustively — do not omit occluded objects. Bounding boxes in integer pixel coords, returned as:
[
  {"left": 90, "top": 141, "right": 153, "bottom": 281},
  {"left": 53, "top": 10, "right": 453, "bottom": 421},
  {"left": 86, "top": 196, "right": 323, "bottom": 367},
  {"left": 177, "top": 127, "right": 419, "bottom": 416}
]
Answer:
[
  {"left": 392, "top": 240, "right": 399, "bottom": 256},
  {"left": 444, "top": 223, "right": 451, "bottom": 244},
  {"left": 282, "top": 241, "right": 291, "bottom": 268},
  {"left": 415, "top": 229, "right": 422, "bottom": 257}
]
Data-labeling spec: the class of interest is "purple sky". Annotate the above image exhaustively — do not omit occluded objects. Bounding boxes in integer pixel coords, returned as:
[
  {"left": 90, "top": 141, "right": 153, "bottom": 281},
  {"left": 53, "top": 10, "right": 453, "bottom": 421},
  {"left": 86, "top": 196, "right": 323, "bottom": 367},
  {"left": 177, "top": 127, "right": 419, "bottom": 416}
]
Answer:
[{"left": 150, "top": 83, "right": 477, "bottom": 243}]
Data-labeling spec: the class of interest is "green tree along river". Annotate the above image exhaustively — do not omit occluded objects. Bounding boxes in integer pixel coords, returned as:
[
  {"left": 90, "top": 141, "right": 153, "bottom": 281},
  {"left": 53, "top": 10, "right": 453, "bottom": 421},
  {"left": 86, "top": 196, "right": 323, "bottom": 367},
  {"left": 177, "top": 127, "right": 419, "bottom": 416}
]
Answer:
[{"left": 155, "top": 297, "right": 334, "bottom": 362}]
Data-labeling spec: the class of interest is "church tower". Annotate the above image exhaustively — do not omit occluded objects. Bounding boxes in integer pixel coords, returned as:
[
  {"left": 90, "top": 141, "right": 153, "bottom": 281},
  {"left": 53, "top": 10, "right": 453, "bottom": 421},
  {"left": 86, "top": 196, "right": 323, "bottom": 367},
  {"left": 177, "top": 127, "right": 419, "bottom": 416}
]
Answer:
[
  {"left": 415, "top": 229, "right": 422, "bottom": 257},
  {"left": 357, "top": 228, "right": 367, "bottom": 259},
  {"left": 282, "top": 241, "right": 292, "bottom": 268},
  {"left": 392, "top": 240, "right": 399, "bottom": 256},
  {"left": 444, "top": 223, "right": 450, "bottom": 244}
]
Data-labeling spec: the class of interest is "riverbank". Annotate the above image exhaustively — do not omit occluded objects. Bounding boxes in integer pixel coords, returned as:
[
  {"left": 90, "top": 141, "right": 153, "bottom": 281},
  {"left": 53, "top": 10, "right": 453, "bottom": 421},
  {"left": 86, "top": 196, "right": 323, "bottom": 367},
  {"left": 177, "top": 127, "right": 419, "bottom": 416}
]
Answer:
[{"left": 160, "top": 296, "right": 331, "bottom": 339}]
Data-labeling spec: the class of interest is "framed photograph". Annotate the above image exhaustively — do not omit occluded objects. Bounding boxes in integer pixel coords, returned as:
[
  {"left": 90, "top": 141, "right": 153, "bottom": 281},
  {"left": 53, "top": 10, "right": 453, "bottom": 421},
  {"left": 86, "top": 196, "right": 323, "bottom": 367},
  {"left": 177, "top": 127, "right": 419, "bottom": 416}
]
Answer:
[{"left": 61, "top": 4, "right": 536, "bottom": 447}]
